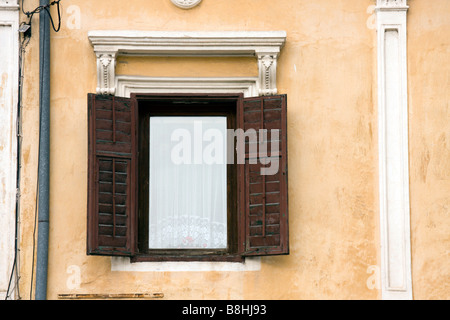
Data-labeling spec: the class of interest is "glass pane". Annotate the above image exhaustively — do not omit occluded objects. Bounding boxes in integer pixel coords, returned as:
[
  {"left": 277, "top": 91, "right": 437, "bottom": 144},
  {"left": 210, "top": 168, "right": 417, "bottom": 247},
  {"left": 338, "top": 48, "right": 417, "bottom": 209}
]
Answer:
[{"left": 149, "top": 116, "right": 227, "bottom": 249}]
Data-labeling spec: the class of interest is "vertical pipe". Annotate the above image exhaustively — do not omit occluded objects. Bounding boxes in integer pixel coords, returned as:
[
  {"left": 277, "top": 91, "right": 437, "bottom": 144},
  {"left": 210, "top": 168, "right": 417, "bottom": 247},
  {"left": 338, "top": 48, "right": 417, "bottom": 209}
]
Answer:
[{"left": 35, "top": 0, "right": 50, "bottom": 300}]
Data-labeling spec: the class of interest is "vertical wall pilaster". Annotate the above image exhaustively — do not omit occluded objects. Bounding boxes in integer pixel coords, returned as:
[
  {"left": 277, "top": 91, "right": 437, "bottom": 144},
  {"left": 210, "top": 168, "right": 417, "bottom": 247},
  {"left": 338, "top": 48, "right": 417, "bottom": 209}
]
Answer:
[{"left": 376, "top": 0, "right": 413, "bottom": 300}]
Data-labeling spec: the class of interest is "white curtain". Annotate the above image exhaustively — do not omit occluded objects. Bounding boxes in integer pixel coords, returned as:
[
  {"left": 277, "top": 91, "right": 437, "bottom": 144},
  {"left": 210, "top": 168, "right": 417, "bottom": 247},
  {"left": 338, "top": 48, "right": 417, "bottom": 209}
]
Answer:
[{"left": 148, "top": 117, "right": 227, "bottom": 249}]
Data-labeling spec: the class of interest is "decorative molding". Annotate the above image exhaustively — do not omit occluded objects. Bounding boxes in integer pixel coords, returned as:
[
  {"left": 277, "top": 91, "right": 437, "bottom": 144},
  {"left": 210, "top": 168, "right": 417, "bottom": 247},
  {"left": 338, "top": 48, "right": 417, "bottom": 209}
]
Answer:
[
  {"left": 0, "top": 3, "right": 19, "bottom": 300},
  {"left": 170, "top": 0, "right": 202, "bottom": 9},
  {"left": 257, "top": 54, "right": 278, "bottom": 96},
  {"left": 88, "top": 31, "right": 286, "bottom": 96},
  {"left": 377, "top": 0, "right": 408, "bottom": 10},
  {"left": 96, "top": 52, "right": 117, "bottom": 95},
  {"left": 376, "top": 2, "right": 412, "bottom": 300},
  {"left": 0, "top": 0, "right": 19, "bottom": 9},
  {"left": 116, "top": 75, "right": 258, "bottom": 98}
]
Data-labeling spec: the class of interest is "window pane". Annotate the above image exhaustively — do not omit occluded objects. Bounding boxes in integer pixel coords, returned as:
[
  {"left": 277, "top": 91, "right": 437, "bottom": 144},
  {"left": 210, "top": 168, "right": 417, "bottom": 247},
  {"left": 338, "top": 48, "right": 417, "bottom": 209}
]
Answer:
[{"left": 149, "top": 117, "right": 227, "bottom": 249}]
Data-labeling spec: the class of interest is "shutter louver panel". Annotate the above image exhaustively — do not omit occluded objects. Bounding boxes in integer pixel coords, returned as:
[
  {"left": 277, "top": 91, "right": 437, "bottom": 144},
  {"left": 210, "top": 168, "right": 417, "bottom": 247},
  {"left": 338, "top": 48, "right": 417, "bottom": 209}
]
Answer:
[
  {"left": 87, "top": 94, "right": 137, "bottom": 256},
  {"left": 241, "top": 95, "right": 288, "bottom": 256},
  {"left": 94, "top": 95, "right": 133, "bottom": 156},
  {"left": 96, "top": 158, "right": 131, "bottom": 248}
]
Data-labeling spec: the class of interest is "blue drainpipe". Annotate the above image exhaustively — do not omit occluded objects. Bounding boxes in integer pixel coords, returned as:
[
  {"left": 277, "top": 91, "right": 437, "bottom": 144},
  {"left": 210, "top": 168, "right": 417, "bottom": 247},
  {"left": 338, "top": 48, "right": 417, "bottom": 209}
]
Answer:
[{"left": 35, "top": 0, "right": 50, "bottom": 300}]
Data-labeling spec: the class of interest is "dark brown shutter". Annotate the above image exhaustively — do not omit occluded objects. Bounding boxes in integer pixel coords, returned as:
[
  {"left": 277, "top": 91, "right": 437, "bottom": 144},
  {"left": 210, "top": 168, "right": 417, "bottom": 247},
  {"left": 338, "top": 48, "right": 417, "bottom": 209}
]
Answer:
[
  {"left": 87, "top": 94, "right": 137, "bottom": 256},
  {"left": 240, "top": 95, "right": 289, "bottom": 256}
]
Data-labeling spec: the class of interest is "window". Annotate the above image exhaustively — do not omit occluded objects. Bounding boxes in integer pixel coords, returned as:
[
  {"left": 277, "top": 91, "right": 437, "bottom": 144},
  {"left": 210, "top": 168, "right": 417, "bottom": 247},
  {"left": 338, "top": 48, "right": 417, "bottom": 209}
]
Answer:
[
  {"left": 87, "top": 93, "right": 289, "bottom": 262},
  {"left": 147, "top": 116, "right": 228, "bottom": 250},
  {"left": 137, "top": 97, "right": 239, "bottom": 261}
]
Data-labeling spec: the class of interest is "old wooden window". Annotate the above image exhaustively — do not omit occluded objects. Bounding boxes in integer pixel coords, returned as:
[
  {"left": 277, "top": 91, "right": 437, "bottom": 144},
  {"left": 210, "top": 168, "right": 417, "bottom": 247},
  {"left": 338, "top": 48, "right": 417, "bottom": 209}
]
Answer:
[{"left": 87, "top": 93, "right": 289, "bottom": 262}]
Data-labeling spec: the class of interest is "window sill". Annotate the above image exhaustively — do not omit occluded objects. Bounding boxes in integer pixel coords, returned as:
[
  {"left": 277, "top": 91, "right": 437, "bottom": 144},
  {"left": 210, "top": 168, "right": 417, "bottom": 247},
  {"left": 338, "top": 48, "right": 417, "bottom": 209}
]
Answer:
[
  {"left": 131, "top": 254, "right": 244, "bottom": 263},
  {"left": 111, "top": 256, "right": 261, "bottom": 272}
]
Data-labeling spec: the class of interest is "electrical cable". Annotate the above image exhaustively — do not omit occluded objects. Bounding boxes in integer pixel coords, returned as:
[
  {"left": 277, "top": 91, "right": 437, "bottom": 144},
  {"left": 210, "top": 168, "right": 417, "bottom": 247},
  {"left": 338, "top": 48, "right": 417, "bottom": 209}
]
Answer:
[
  {"left": 22, "top": 0, "right": 62, "bottom": 33},
  {"left": 4, "top": 22, "right": 32, "bottom": 301},
  {"left": 30, "top": 165, "right": 40, "bottom": 300},
  {"left": 21, "top": 0, "right": 28, "bottom": 16},
  {"left": 44, "top": 2, "right": 62, "bottom": 33}
]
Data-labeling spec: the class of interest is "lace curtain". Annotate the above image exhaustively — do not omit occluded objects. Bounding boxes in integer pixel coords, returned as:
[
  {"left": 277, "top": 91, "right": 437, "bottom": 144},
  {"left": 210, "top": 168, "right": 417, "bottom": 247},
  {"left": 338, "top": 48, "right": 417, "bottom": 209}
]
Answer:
[{"left": 148, "top": 117, "right": 227, "bottom": 249}]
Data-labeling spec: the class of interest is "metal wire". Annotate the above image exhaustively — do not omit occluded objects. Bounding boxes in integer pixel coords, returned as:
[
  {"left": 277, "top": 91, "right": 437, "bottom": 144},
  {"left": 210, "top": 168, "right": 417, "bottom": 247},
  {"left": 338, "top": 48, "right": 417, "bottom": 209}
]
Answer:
[{"left": 22, "top": 0, "right": 62, "bottom": 33}]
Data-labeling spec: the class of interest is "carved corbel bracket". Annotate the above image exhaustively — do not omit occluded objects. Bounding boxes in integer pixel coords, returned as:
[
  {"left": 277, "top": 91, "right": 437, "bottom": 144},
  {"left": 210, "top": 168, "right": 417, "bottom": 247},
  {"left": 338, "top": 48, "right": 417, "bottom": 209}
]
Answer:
[
  {"left": 257, "top": 53, "right": 278, "bottom": 96},
  {"left": 95, "top": 51, "right": 117, "bottom": 95}
]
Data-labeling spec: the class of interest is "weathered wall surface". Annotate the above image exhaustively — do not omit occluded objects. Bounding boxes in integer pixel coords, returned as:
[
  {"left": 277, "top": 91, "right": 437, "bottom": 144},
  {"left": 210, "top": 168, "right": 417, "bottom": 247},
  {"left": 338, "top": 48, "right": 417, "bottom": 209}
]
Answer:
[
  {"left": 407, "top": 0, "right": 450, "bottom": 300},
  {"left": 16, "top": 0, "right": 448, "bottom": 300}
]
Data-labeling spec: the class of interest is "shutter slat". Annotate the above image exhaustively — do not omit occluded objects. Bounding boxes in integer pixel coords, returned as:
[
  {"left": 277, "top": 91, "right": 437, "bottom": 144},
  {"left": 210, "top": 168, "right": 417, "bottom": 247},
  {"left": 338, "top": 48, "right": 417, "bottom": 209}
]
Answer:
[
  {"left": 98, "top": 204, "right": 127, "bottom": 215},
  {"left": 250, "top": 224, "right": 280, "bottom": 236},
  {"left": 241, "top": 95, "right": 289, "bottom": 256},
  {"left": 96, "top": 130, "right": 132, "bottom": 144},
  {"left": 99, "top": 213, "right": 127, "bottom": 226},
  {"left": 87, "top": 93, "right": 137, "bottom": 257},
  {"left": 95, "top": 120, "right": 132, "bottom": 135},
  {"left": 95, "top": 110, "right": 132, "bottom": 122}
]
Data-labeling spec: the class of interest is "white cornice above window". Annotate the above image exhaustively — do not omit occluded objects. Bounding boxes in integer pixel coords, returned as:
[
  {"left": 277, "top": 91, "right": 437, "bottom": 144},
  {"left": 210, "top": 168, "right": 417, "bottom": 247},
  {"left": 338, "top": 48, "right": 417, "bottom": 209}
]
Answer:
[{"left": 88, "top": 30, "right": 287, "bottom": 96}]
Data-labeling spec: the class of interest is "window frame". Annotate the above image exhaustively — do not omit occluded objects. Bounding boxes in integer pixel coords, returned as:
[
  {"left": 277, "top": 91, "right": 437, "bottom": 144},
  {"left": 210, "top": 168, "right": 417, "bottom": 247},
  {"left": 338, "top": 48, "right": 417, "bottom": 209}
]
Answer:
[
  {"left": 86, "top": 92, "right": 289, "bottom": 262},
  {"left": 132, "top": 93, "right": 244, "bottom": 263}
]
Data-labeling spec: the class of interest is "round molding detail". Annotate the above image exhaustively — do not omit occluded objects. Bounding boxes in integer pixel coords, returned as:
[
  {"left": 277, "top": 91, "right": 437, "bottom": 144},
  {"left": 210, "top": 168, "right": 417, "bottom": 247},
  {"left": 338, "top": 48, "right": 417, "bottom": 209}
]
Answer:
[{"left": 170, "top": 0, "right": 202, "bottom": 9}]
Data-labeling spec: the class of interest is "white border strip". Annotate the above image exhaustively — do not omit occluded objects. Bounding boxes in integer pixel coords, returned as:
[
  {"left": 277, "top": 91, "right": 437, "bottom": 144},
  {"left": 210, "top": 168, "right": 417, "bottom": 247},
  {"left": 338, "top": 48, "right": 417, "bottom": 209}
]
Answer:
[
  {"left": 0, "top": 1, "right": 19, "bottom": 300},
  {"left": 376, "top": 0, "right": 413, "bottom": 300},
  {"left": 111, "top": 257, "right": 261, "bottom": 272}
]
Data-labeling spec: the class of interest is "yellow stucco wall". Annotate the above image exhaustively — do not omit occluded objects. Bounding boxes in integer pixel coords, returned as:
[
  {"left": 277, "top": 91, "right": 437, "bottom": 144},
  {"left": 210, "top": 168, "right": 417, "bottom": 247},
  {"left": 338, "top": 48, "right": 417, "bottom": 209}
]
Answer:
[
  {"left": 407, "top": 0, "right": 450, "bottom": 300},
  {"left": 16, "top": 0, "right": 449, "bottom": 300}
]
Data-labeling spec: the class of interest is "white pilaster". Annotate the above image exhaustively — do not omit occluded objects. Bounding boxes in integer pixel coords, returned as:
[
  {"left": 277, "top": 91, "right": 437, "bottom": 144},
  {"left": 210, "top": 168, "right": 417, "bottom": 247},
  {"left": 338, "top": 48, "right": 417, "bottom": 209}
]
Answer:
[
  {"left": 376, "top": 0, "right": 413, "bottom": 300},
  {"left": 0, "top": 0, "right": 19, "bottom": 300}
]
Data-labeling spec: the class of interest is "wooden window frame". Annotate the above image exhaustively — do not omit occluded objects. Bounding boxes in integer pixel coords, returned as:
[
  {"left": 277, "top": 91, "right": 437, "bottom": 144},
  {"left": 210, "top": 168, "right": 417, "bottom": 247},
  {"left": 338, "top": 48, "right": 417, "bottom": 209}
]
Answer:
[
  {"left": 87, "top": 92, "right": 289, "bottom": 262},
  {"left": 133, "top": 94, "right": 243, "bottom": 262}
]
